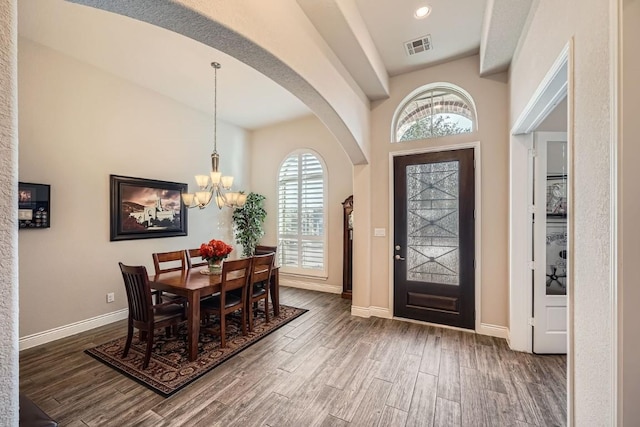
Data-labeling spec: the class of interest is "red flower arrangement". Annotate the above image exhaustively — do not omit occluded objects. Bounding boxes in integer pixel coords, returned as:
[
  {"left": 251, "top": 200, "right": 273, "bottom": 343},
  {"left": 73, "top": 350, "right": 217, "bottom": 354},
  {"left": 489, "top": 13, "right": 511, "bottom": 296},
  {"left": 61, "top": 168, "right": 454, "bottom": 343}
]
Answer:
[{"left": 199, "top": 239, "right": 233, "bottom": 262}]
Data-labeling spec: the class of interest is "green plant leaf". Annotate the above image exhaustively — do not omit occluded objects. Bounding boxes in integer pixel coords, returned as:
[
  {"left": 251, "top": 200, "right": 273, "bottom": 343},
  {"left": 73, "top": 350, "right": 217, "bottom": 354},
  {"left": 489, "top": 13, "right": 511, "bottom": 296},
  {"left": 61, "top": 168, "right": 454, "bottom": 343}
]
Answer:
[{"left": 232, "top": 192, "right": 267, "bottom": 257}]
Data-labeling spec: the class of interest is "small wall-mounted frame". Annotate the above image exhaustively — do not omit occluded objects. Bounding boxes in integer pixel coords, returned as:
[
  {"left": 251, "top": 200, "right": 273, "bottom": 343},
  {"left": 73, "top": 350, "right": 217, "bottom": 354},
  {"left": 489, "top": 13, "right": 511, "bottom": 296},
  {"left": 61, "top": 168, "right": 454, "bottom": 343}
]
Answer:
[
  {"left": 546, "top": 174, "right": 567, "bottom": 217},
  {"left": 18, "top": 182, "right": 51, "bottom": 229},
  {"left": 110, "top": 175, "right": 188, "bottom": 241}
]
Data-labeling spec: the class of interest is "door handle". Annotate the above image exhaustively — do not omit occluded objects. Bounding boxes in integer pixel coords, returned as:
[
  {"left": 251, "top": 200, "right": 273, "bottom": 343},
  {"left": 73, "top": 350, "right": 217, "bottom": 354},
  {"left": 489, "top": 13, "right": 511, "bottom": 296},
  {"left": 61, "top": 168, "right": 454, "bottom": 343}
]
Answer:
[{"left": 395, "top": 254, "right": 405, "bottom": 261}]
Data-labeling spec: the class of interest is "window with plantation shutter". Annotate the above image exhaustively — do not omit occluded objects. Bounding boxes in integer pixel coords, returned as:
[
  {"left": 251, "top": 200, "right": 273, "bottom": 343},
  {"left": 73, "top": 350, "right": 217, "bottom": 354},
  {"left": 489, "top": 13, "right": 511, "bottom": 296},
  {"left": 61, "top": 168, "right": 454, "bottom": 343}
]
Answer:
[{"left": 278, "top": 150, "right": 327, "bottom": 277}]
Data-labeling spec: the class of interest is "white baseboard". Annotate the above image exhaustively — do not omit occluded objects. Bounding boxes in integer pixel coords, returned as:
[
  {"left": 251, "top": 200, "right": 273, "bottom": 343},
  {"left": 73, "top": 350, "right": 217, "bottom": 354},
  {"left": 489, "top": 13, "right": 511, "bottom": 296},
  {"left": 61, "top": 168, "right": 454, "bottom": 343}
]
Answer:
[
  {"left": 476, "top": 323, "right": 509, "bottom": 339},
  {"left": 280, "top": 277, "right": 342, "bottom": 294},
  {"left": 351, "top": 305, "right": 393, "bottom": 319},
  {"left": 19, "top": 308, "right": 128, "bottom": 351}
]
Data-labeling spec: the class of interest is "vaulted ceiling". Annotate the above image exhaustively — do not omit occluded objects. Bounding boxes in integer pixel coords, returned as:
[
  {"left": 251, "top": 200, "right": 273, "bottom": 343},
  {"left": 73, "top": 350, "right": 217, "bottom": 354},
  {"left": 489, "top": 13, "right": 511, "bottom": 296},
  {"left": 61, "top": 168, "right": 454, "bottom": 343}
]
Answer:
[{"left": 18, "top": 0, "right": 533, "bottom": 130}]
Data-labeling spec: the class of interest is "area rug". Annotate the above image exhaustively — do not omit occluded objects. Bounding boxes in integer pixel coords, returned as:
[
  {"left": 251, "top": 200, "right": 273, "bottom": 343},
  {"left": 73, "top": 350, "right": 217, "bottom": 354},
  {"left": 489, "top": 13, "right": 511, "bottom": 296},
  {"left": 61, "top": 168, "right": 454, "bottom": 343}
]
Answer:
[{"left": 85, "top": 303, "right": 307, "bottom": 397}]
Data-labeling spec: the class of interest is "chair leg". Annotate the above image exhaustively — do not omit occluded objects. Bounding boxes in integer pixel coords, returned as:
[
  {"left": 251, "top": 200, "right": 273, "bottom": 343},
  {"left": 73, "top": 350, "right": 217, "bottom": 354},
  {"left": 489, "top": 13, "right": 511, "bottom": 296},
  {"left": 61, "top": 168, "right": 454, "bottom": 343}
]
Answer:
[
  {"left": 220, "top": 313, "right": 226, "bottom": 348},
  {"left": 248, "top": 300, "right": 254, "bottom": 333},
  {"left": 264, "top": 296, "right": 270, "bottom": 324},
  {"left": 241, "top": 307, "right": 247, "bottom": 336},
  {"left": 143, "top": 330, "right": 154, "bottom": 370},
  {"left": 123, "top": 323, "right": 133, "bottom": 358}
]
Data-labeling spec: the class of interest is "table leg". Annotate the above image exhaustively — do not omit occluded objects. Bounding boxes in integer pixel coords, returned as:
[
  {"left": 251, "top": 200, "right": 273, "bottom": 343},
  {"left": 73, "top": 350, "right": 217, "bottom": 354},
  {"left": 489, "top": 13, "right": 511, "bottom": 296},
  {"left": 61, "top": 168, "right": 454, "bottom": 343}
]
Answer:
[
  {"left": 187, "top": 290, "right": 200, "bottom": 361},
  {"left": 270, "top": 269, "right": 280, "bottom": 317}
]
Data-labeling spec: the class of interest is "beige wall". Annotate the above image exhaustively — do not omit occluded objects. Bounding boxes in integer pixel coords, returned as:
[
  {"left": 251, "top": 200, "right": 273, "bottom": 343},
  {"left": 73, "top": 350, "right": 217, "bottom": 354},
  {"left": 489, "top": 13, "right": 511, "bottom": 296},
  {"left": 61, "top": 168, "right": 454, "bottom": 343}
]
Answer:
[
  {"left": 250, "top": 115, "right": 353, "bottom": 291},
  {"left": 18, "top": 39, "right": 250, "bottom": 338},
  {"left": 365, "top": 55, "right": 509, "bottom": 327},
  {"left": 621, "top": 0, "right": 640, "bottom": 422},
  {"left": 509, "top": 0, "right": 614, "bottom": 423}
]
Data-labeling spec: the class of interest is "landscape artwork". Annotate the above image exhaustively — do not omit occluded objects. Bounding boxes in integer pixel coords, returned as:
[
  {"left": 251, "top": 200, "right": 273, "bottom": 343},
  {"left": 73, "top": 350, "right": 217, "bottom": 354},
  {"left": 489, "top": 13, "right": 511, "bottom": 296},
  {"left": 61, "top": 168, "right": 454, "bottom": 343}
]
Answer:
[{"left": 110, "top": 175, "right": 188, "bottom": 241}]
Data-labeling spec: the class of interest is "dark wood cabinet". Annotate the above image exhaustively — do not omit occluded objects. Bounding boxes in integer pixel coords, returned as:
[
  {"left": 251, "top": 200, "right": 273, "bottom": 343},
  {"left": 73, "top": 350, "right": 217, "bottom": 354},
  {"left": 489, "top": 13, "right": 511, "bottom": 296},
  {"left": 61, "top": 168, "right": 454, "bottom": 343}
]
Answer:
[{"left": 342, "top": 195, "right": 353, "bottom": 299}]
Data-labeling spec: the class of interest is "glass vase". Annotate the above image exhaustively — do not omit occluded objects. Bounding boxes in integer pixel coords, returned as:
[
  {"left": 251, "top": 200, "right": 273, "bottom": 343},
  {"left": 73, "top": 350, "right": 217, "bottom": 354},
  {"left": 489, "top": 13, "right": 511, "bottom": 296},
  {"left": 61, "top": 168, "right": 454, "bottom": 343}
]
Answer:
[{"left": 208, "top": 259, "right": 223, "bottom": 275}]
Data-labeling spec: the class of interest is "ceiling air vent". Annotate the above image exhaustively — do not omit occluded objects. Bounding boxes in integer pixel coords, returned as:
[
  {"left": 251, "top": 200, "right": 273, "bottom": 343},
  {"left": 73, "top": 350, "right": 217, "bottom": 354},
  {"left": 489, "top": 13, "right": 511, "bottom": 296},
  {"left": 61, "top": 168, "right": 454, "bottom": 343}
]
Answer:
[{"left": 405, "top": 35, "right": 433, "bottom": 56}]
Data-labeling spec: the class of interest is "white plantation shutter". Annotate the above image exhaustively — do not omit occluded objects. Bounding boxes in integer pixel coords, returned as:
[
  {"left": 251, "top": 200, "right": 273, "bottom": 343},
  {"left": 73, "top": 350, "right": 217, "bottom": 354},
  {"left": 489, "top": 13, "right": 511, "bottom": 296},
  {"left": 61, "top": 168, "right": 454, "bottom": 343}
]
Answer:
[{"left": 278, "top": 151, "right": 327, "bottom": 277}]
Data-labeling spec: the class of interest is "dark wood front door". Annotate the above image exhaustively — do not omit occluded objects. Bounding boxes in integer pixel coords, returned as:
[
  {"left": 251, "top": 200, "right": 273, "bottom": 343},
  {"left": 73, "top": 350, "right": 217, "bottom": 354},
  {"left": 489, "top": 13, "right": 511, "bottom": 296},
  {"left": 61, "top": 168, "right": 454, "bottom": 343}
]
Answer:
[{"left": 393, "top": 148, "right": 475, "bottom": 329}]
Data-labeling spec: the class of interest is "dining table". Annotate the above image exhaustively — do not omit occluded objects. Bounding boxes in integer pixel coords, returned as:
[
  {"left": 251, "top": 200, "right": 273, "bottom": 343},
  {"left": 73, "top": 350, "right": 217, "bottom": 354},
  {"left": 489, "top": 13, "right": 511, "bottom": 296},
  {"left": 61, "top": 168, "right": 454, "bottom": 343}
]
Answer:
[{"left": 149, "top": 265, "right": 280, "bottom": 361}]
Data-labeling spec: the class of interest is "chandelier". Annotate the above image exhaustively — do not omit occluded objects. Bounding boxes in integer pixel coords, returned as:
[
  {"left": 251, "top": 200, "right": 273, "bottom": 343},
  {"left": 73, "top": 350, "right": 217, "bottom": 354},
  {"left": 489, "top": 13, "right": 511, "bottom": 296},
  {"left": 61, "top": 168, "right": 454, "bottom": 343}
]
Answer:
[{"left": 181, "top": 62, "right": 247, "bottom": 210}]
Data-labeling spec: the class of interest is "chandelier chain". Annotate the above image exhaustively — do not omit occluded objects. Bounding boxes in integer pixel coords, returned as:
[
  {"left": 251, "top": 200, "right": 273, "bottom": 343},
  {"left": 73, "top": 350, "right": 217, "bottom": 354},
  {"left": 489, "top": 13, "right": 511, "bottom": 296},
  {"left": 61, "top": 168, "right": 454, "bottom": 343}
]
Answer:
[{"left": 212, "top": 62, "right": 220, "bottom": 153}]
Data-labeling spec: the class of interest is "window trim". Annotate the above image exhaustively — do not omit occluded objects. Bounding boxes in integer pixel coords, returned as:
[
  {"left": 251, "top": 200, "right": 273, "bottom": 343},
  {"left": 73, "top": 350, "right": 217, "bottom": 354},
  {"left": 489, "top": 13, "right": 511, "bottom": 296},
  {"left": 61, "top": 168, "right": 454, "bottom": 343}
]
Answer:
[
  {"left": 391, "top": 82, "right": 478, "bottom": 143},
  {"left": 277, "top": 149, "right": 328, "bottom": 279}
]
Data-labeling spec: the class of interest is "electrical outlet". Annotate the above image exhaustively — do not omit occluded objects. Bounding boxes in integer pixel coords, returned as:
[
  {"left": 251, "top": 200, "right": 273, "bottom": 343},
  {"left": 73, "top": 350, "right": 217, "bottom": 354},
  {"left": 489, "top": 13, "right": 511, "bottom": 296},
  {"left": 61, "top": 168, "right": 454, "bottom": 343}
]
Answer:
[{"left": 106, "top": 292, "right": 115, "bottom": 303}]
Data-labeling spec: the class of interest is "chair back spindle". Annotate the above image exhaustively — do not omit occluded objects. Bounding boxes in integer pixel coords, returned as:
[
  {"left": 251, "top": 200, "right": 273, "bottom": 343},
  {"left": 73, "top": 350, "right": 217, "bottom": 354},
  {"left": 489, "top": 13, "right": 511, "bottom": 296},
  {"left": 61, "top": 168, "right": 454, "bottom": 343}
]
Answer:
[
  {"left": 250, "top": 253, "right": 274, "bottom": 285},
  {"left": 247, "top": 253, "right": 275, "bottom": 332},
  {"left": 152, "top": 250, "right": 187, "bottom": 274},
  {"left": 118, "top": 262, "right": 185, "bottom": 369},
  {"left": 151, "top": 251, "right": 187, "bottom": 304},
  {"left": 120, "top": 263, "right": 153, "bottom": 323},
  {"left": 186, "top": 248, "right": 208, "bottom": 269},
  {"left": 254, "top": 245, "right": 278, "bottom": 267}
]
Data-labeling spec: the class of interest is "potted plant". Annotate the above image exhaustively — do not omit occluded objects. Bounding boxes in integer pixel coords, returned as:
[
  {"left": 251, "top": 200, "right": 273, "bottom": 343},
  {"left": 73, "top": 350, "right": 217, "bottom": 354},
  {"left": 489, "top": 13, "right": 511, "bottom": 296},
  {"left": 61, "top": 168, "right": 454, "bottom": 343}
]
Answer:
[{"left": 232, "top": 192, "right": 267, "bottom": 257}]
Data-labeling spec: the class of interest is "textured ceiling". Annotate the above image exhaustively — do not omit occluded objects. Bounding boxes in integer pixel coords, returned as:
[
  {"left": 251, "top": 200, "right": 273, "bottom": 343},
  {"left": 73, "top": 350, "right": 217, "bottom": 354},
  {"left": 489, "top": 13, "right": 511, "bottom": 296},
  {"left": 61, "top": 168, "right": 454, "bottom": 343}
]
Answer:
[
  {"left": 19, "top": 0, "right": 533, "bottom": 130},
  {"left": 18, "top": 0, "right": 311, "bottom": 130},
  {"left": 353, "top": 0, "right": 488, "bottom": 76},
  {"left": 480, "top": 0, "right": 534, "bottom": 75}
]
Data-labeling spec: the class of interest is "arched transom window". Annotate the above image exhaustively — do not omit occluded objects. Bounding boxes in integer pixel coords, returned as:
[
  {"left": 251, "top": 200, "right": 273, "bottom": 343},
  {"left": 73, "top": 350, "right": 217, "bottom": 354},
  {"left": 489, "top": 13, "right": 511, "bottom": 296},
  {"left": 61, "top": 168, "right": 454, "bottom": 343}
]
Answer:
[{"left": 393, "top": 84, "right": 477, "bottom": 142}]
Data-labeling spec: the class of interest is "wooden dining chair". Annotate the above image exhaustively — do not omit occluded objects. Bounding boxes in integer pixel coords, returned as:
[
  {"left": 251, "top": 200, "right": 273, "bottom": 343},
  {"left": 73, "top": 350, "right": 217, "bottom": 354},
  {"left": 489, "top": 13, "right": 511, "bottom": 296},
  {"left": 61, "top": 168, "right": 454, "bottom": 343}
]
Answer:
[
  {"left": 254, "top": 245, "right": 277, "bottom": 256},
  {"left": 200, "top": 258, "right": 252, "bottom": 348},
  {"left": 152, "top": 250, "right": 187, "bottom": 274},
  {"left": 254, "top": 245, "right": 278, "bottom": 268},
  {"left": 247, "top": 253, "right": 275, "bottom": 332},
  {"left": 185, "top": 248, "right": 207, "bottom": 269},
  {"left": 151, "top": 250, "right": 187, "bottom": 303},
  {"left": 118, "top": 262, "right": 186, "bottom": 369}
]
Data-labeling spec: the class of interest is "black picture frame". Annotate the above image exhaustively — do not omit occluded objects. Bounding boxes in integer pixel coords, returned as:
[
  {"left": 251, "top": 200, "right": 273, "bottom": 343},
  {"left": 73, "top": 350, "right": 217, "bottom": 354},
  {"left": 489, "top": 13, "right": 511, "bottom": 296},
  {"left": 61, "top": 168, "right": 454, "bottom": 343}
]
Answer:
[
  {"left": 110, "top": 175, "right": 188, "bottom": 241},
  {"left": 546, "top": 174, "right": 567, "bottom": 217},
  {"left": 18, "top": 182, "right": 51, "bottom": 229}
]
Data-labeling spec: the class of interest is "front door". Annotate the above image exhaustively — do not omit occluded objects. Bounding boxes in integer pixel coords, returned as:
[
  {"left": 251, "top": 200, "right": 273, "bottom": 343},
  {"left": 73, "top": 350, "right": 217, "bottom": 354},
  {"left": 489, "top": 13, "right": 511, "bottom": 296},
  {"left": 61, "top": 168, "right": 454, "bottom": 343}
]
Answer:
[{"left": 393, "top": 148, "right": 475, "bottom": 329}]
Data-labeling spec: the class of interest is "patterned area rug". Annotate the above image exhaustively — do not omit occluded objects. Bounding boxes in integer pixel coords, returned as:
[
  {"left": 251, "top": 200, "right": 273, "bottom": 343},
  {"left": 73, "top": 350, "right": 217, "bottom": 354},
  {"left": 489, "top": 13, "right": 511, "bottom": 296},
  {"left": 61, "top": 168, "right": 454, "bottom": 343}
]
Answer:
[{"left": 85, "top": 304, "right": 307, "bottom": 397}]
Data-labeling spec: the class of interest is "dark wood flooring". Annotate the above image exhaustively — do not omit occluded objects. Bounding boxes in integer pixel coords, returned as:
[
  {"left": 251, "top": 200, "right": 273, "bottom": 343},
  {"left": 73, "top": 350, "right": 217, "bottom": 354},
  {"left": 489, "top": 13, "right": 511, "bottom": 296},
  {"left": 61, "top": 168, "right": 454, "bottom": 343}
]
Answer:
[{"left": 19, "top": 287, "right": 567, "bottom": 426}]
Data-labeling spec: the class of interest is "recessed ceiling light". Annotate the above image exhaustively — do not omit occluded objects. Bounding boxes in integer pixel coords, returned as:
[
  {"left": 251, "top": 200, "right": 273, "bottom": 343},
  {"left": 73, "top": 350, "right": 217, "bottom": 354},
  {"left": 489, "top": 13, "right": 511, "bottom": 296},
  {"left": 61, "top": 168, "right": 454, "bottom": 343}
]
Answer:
[{"left": 414, "top": 6, "right": 431, "bottom": 19}]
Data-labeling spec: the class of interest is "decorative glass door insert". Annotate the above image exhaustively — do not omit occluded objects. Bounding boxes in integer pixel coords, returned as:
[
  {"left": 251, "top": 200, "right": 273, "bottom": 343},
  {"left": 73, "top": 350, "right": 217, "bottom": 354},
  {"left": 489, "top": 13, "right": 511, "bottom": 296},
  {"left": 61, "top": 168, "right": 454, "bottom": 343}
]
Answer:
[{"left": 406, "top": 161, "right": 460, "bottom": 285}]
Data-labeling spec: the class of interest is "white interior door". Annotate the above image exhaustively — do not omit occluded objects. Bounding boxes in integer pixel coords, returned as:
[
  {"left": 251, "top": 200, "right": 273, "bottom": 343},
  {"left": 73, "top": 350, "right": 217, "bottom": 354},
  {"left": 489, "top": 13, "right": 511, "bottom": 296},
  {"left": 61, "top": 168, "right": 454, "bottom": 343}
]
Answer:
[{"left": 533, "top": 131, "right": 568, "bottom": 354}]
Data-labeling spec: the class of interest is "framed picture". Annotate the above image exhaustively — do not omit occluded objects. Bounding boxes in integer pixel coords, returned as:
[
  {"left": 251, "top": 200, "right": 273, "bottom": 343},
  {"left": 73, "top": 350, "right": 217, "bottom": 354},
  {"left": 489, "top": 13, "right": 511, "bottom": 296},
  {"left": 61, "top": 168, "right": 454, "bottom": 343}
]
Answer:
[
  {"left": 546, "top": 174, "right": 567, "bottom": 217},
  {"left": 546, "top": 219, "right": 567, "bottom": 295},
  {"left": 18, "top": 182, "right": 51, "bottom": 229},
  {"left": 110, "top": 175, "right": 188, "bottom": 241}
]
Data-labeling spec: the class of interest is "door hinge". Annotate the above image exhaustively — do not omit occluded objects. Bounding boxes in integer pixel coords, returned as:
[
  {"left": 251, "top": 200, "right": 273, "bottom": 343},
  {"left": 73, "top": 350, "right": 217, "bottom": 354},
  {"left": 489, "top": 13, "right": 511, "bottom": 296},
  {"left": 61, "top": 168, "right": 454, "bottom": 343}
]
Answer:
[
  {"left": 528, "top": 261, "right": 535, "bottom": 270},
  {"left": 527, "top": 205, "right": 535, "bottom": 214},
  {"left": 529, "top": 149, "right": 537, "bottom": 158},
  {"left": 528, "top": 317, "right": 535, "bottom": 326}
]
